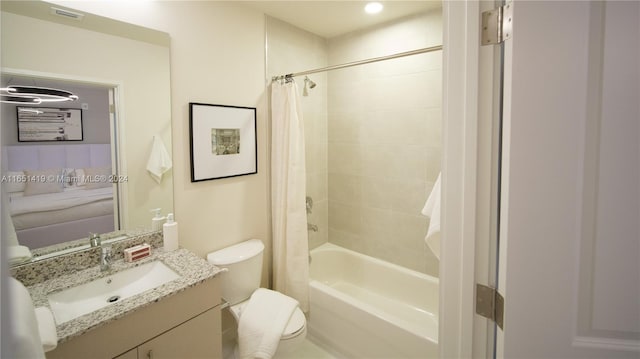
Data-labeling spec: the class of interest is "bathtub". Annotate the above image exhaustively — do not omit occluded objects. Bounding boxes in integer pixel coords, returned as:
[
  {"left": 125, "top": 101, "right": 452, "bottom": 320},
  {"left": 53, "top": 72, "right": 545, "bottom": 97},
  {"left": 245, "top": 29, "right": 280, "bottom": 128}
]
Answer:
[{"left": 308, "top": 243, "right": 439, "bottom": 358}]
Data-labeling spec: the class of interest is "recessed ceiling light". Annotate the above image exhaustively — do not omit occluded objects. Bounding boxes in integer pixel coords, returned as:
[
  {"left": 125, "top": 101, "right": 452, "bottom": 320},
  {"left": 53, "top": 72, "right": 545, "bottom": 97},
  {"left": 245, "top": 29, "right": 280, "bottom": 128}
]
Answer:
[{"left": 365, "top": 2, "right": 384, "bottom": 14}]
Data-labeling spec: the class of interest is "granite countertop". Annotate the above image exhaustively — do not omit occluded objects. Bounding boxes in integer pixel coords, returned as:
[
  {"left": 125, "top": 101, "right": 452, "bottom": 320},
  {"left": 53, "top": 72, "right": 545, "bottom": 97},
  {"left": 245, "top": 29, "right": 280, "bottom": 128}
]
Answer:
[{"left": 27, "top": 248, "right": 222, "bottom": 344}]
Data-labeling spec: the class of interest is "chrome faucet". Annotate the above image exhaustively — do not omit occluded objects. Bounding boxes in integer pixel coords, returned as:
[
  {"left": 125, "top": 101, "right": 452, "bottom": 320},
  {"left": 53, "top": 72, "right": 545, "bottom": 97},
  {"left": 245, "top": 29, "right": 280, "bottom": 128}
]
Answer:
[
  {"left": 307, "top": 223, "right": 318, "bottom": 232},
  {"left": 100, "top": 245, "right": 113, "bottom": 272},
  {"left": 89, "top": 233, "right": 101, "bottom": 247}
]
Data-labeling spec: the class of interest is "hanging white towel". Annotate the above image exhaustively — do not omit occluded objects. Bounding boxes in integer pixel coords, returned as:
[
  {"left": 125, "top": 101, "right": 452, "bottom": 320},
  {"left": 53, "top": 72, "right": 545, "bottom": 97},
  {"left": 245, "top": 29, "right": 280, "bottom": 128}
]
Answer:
[
  {"left": 34, "top": 307, "right": 57, "bottom": 352},
  {"left": 146, "top": 135, "right": 173, "bottom": 184},
  {"left": 8, "top": 245, "right": 33, "bottom": 266},
  {"left": 8, "top": 277, "right": 46, "bottom": 359},
  {"left": 238, "top": 288, "right": 299, "bottom": 359},
  {"left": 422, "top": 173, "right": 441, "bottom": 260}
]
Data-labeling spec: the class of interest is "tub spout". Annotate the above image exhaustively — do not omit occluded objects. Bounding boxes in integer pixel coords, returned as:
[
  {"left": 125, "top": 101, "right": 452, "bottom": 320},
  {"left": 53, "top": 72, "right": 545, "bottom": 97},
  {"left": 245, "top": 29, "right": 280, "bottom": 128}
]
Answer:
[{"left": 307, "top": 223, "right": 318, "bottom": 232}]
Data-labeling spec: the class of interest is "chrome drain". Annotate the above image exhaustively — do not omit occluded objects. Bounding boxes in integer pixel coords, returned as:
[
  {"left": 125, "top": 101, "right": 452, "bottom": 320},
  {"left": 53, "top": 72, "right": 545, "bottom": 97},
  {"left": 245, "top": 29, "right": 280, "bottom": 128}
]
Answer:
[{"left": 107, "top": 295, "right": 121, "bottom": 303}]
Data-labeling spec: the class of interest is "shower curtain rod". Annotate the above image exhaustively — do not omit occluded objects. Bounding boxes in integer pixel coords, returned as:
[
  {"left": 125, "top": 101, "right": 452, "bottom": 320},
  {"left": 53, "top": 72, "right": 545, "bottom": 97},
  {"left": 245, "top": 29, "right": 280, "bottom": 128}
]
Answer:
[{"left": 271, "top": 44, "right": 443, "bottom": 82}]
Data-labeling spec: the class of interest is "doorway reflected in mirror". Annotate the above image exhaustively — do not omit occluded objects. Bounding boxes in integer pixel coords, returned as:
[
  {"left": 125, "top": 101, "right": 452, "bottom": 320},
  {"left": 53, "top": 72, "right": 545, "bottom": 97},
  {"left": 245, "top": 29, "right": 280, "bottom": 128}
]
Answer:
[{"left": 2, "top": 75, "right": 120, "bottom": 251}]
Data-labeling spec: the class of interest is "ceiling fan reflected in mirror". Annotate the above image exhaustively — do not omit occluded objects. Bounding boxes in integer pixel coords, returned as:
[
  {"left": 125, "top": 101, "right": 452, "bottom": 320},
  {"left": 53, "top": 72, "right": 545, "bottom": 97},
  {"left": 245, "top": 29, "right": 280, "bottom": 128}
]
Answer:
[{"left": 0, "top": 85, "right": 79, "bottom": 104}]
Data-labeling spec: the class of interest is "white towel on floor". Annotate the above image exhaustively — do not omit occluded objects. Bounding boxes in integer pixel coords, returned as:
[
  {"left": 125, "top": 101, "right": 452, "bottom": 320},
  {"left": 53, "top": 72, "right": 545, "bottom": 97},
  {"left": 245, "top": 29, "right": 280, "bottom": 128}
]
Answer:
[
  {"left": 238, "top": 288, "right": 299, "bottom": 359},
  {"left": 34, "top": 307, "right": 57, "bottom": 352},
  {"left": 146, "top": 135, "right": 173, "bottom": 184},
  {"left": 8, "top": 245, "right": 33, "bottom": 266},
  {"left": 422, "top": 173, "right": 441, "bottom": 260},
  {"left": 8, "top": 277, "right": 45, "bottom": 359}
]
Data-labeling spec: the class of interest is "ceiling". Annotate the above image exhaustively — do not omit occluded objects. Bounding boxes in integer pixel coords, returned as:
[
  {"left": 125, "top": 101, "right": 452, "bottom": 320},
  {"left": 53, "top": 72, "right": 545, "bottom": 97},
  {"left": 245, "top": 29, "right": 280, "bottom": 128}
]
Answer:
[{"left": 239, "top": 1, "right": 442, "bottom": 38}]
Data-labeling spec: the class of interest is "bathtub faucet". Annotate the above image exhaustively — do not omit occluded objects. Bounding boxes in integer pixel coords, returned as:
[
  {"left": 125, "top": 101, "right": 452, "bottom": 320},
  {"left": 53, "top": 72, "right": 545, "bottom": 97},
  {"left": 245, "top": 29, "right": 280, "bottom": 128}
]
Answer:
[
  {"left": 306, "top": 196, "right": 313, "bottom": 214},
  {"left": 307, "top": 223, "right": 318, "bottom": 232}
]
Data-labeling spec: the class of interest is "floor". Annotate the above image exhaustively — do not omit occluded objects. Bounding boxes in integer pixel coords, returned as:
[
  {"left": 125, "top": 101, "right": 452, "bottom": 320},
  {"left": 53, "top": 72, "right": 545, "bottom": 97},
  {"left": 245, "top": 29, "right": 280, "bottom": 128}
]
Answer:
[
  {"left": 223, "top": 338, "right": 336, "bottom": 359},
  {"left": 278, "top": 339, "right": 337, "bottom": 359}
]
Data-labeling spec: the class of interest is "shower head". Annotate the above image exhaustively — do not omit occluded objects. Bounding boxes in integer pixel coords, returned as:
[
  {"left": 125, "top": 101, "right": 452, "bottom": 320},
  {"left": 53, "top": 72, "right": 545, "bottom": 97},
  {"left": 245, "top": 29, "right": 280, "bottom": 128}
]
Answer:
[
  {"left": 303, "top": 76, "right": 317, "bottom": 96},
  {"left": 305, "top": 76, "right": 316, "bottom": 89}
]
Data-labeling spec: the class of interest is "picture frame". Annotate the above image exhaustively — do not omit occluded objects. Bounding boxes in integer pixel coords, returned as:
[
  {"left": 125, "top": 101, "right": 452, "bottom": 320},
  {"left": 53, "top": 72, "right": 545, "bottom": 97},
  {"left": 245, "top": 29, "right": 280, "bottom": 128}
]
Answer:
[
  {"left": 189, "top": 102, "right": 257, "bottom": 182},
  {"left": 17, "top": 106, "right": 83, "bottom": 142}
]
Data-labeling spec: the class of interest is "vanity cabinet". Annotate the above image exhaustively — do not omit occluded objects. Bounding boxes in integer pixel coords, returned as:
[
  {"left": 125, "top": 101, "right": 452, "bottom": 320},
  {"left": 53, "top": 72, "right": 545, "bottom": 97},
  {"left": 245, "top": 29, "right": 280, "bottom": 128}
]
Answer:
[
  {"left": 136, "top": 308, "right": 218, "bottom": 359},
  {"left": 47, "top": 277, "right": 222, "bottom": 359},
  {"left": 112, "top": 308, "right": 219, "bottom": 359}
]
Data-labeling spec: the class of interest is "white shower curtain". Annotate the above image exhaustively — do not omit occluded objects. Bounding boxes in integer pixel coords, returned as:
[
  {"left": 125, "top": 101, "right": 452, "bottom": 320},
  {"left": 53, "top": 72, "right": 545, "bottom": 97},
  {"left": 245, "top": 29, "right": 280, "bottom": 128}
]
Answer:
[{"left": 270, "top": 80, "right": 309, "bottom": 312}]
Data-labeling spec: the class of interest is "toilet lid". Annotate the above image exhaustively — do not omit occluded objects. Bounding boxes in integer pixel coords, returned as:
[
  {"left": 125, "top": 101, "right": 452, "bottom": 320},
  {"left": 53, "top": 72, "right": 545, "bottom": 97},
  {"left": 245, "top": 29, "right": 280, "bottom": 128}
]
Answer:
[{"left": 230, "top": 302, "right": 306, "bottom": 339}]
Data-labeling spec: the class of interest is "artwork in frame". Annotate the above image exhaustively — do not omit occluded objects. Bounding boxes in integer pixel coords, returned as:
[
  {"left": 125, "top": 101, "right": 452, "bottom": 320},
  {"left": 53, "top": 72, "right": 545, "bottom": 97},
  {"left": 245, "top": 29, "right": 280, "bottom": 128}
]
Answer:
[
  {"left": 17, "top": 107, "right": 83, "bottom": 142},
  {"left": 189, "top": 102, "right": 257, "bottom": 182}
]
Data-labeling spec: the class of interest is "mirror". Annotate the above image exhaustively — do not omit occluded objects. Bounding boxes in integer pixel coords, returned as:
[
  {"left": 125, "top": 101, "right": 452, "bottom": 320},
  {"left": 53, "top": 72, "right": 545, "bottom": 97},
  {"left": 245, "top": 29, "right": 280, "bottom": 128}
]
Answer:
[{"left": 1, "top": 1, "right": 173, "bottom": 263}]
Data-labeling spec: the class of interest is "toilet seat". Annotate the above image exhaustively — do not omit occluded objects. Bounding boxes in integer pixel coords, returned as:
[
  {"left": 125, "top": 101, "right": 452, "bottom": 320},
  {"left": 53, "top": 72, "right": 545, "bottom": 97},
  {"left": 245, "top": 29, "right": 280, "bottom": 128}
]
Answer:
[
  {"left": 229, "top": 300, "right": 306, "bottom": 340},
  {"left": 281, "top": 308, "right": 306, "bottom": 339}
]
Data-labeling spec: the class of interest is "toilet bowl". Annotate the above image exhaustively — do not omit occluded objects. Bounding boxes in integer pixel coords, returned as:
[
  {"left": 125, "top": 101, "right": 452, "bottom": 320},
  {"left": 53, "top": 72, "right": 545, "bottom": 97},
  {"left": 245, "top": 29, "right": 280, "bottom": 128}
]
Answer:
[{"left": 208, "top": 239, "right": 307, "bottom": 358}]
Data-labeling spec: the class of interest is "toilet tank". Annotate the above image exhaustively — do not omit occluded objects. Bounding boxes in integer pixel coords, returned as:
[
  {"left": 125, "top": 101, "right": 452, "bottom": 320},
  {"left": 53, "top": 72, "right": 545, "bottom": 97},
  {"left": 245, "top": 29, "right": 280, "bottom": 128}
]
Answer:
[{"left": 207, "top": 239, "right": 264, "bottom": 305}]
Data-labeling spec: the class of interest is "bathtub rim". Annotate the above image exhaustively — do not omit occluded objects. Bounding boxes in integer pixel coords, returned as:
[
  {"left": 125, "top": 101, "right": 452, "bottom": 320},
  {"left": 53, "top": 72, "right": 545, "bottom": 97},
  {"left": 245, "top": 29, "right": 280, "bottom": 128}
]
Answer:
[{"left": 310, "top": 242, "right": 440, "bottom": 285}]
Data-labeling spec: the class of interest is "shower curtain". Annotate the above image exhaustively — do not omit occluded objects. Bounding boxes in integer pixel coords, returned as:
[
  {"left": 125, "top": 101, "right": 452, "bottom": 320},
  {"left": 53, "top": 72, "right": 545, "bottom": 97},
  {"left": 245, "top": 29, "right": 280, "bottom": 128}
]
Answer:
[{"left": 270, "top": 80, "right": 309, "bottom": 312}]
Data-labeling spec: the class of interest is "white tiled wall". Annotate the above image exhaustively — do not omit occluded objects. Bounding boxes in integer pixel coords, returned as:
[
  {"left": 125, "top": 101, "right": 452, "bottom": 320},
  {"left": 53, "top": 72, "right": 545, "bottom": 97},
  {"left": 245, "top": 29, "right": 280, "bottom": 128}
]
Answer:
[
  {"left": 267, "top": 9, "right": 442, "bottom": 276},
  {"left": 327, "top": 10, "right": 442, "bottom": 276}
]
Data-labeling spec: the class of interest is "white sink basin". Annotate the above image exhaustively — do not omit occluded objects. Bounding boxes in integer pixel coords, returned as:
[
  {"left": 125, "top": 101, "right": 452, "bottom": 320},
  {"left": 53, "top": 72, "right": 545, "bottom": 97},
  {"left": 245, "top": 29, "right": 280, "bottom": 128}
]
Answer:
[{"left": 48, "top": 260, "right": 180, "bottom": 324}]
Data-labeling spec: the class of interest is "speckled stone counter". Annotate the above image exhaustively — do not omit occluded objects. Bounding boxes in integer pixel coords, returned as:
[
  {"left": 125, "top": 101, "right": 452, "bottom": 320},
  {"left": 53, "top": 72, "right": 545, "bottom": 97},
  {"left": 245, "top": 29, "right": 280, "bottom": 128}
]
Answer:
[
  {"left": 11, "top": 231, "right": 164, "bottom": 286},
  {"left": 27, "top": 248, "right": 222, "bottom": 344}
]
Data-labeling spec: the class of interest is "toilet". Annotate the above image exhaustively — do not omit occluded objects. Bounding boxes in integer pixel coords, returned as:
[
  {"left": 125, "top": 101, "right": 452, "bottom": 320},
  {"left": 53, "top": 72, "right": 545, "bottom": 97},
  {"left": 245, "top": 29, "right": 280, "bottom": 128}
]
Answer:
[{"left": 207, "top": 239, "right": 307, "bottom": 357}]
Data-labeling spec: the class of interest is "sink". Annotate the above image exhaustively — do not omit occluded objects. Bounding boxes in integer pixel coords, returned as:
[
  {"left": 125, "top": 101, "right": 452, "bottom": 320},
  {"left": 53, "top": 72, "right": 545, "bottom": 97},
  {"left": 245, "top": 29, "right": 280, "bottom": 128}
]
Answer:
[{"left": 48, "top": 260, "right": 180, "bottom": 324}]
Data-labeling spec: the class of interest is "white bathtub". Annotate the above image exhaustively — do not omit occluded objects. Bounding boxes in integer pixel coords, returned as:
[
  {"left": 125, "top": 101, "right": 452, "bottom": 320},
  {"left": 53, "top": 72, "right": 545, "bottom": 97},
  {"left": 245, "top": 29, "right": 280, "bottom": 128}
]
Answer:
[{"left": 308, "top": 243, "right": 439, "bottom": 358}]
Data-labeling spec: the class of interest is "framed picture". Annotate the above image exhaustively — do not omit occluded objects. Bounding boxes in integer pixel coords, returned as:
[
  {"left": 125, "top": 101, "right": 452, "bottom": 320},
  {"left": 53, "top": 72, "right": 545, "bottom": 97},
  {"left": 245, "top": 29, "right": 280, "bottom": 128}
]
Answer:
[
  {"left": 189, "top": 102, "right": 257, "bottom": 182},
  {"left": 17, "top": 107, "right": 83, "bottom": 142}
]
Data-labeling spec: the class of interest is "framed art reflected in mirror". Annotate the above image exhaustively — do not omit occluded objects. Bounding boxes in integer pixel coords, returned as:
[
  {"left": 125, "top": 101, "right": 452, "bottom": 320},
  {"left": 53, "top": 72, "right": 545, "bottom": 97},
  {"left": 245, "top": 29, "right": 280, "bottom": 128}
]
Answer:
[{"left": 17, "top": 107, "right": 83, "bottom": 142}]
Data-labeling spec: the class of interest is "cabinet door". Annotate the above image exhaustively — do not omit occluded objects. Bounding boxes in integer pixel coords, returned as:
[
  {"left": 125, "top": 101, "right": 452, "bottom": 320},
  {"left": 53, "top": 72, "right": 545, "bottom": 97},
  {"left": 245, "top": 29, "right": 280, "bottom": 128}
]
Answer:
[
  {"left": 113, "top": 348, "right": 137, "bottom": 359},
  {"left": 138, "top": 307, "right": 221, "bottom": 359}
]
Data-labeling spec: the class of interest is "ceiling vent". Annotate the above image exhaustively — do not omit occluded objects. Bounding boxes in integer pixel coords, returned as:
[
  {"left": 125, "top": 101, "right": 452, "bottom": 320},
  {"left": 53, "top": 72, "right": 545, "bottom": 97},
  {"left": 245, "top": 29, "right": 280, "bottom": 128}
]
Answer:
[{"left": 50, "top": 7, "right": 84, "bottom": 21}]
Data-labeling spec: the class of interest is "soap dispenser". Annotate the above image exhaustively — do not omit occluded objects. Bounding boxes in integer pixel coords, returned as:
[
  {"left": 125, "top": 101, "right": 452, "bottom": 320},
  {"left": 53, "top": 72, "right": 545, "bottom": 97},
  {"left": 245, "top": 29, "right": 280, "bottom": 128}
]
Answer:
[
  {"left": 150, "top": 208, "right": 165, "bottom": 231},
  {"left": 163, "top": 213, "right": 178, "bottom": 251}
]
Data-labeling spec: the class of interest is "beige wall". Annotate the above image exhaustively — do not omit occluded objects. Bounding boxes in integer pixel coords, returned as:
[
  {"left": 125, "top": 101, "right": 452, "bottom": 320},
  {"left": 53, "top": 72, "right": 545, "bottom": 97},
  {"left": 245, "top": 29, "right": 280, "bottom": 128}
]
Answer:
[
  {"left": 327, "top": 11, "right": 442, "bottom": 276},
  {"left": 266, "top": 17, "right": 329, "bottom": 250},
  {"left": 47, "top": 0, "right": 272, "bottom": 285}
]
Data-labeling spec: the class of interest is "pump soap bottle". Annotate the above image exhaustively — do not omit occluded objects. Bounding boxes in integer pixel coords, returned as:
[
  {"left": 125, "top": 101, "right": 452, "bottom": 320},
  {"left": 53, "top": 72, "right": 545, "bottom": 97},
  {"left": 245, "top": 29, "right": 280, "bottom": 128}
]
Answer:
[
  {"left": 163, "top": 213, "right": 178, "bottom": 251},
  {"left": 151, "top": 208, "right": 165, "bottom": 231}
]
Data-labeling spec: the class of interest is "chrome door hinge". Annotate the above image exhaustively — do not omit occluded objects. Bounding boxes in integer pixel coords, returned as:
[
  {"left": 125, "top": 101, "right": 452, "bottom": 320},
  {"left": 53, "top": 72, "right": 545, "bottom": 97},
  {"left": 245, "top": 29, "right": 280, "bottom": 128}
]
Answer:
[
  {"left": 481, "top": 3, "right": 513, "bottom": 45},
  {"left": 476, "top": 284, "right": 504, "bottom": 330}
]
